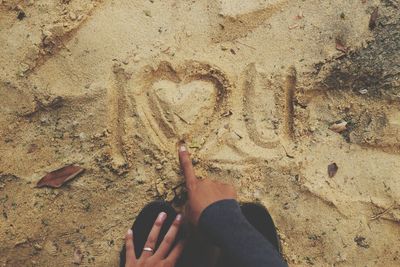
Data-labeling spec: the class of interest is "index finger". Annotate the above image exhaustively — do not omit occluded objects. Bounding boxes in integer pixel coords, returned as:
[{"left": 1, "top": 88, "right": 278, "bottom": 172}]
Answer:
[{"left": 178, "top": 144, "right": 197, "bottom": 189}]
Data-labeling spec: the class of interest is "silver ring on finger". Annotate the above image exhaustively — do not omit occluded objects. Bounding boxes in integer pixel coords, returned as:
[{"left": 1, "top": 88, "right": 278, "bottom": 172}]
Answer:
[{"left": 143, "top": 247, "right": 154, "bottom": 253}]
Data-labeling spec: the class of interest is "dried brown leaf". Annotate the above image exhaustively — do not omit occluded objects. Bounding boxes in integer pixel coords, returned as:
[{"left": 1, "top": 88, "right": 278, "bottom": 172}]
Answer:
[
  {"left": 73, "top": 249, "right": 83, "bottom": 265},
  {"left": 36, "top": 165, "right": 84, "bottom": 188},
  {"left": 328, "top": 163, "right": 338, "bottom": 178},
  {"left": 369, "top": 7, "right": 378, "bottom": 30},
  {"left": 335, "top": 39, "right": 348, "bottom": 53}
]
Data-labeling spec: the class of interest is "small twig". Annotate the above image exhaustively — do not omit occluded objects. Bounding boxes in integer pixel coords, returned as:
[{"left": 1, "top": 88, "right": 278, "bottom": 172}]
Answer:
[
  {"left": 280, "top": 143, "right": 294, "bottom": 158},
  {"left": 236, "top": 41, "right": 256, "bottom": 50},
  {"left": 370, "top": 205, "right": 394, "bottom": 221},
  {"left": 174, "top": 112, "right": 190, "bottom": 125},
  {"left": 21, "top": 96, "right": 64, "bottom": 117},
  {"left": 233, "top": 130, "right": 243, "bottom": 139}
]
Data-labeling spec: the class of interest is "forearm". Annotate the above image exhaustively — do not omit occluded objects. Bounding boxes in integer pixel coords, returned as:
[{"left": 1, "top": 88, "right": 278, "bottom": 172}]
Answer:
[{"left": 199, "top": 199, "right": 287, "bottom": 267}]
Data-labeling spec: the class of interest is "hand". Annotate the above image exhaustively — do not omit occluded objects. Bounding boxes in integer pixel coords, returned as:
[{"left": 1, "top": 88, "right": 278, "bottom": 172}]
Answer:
[
  {"left": 125, "top": 213, "right": 185, "bottom": 267},
  {"left": 178, "top": 144, "right": 237, "bottom": 225}
]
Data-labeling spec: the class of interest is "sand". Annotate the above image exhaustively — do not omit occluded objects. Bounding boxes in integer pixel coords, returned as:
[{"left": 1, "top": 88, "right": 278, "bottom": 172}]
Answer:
[{"left": 1, "top": 0, "right": 399, "bottom": 266}]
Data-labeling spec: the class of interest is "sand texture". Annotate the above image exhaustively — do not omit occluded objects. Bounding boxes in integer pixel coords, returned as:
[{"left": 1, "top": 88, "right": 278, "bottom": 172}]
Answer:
[{"left": 1, "top": 0, "right": 399, "bottom": 266}]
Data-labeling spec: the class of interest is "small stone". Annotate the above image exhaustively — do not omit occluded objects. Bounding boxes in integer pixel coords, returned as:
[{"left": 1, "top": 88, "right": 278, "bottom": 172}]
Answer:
[
  {"left": 329, "top": 121, "right": 347, "bottom": 133},
  {"left": 155, "top": 164, "right": 163, "bottom": 170},
  {"left": 78, "top": 132, "right": 87, "bottom": 140},
  {"left": 135, "top": 175, "right": 147, "bottom": 184},
  {"left": 165, "top": 190, "right": 175, "bottom": 202},
  {"left": 15, "top": 238, "right": 28, "bottom": 246},
  {"left": 17, "top": 10, "right": 26, "bottom": 20},
  {"left": 40, "top": 116, "right": 49, "bottom": 124},
  {"left": 156, "top": 181, "right": 166, "bottom": 196},
  {"left": 143, "top": 10, "right": 151, "bottom": 17},
  {"left": 33, "top": 243, "right": 43, "bottom": 251},
  {"left": 335, "top": 252, "right": 347, "bottom": 263},
  {"left": 191, "top": 157, "right": 200, "bottom": 165},
  {"left": 19, "top": 63, "right": 30, "bottom": 73},
  {"left": 69, "top": 12, "right": 77, "bottom": 21},
  {"left": 354, "top": 235, "right": 369, "bottom": 248},
  {"left": 93, "top": 132, "right": 103, "bottom": 138},
  {"left": 328, "top": 163, "right": 338, "bottom": 178},
  {"left": 42, "top": 30, "right": 54, "bottom": 46},
  {"left": 144, "top": 155, "right": 151, "bottom": 164},
  {"left": 132, "top": 54, "right": 141, "bottom": 62},
  {"left": 253, "top": 189, "right": 262, "bottom": 200}
]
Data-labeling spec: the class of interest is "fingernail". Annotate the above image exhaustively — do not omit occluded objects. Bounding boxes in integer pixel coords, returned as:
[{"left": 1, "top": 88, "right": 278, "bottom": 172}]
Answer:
[
  {"left": 127, "top": 229, "right": 133, "bottom": 235},
  {"left": 179, "top": 145, "right": 187, "bottom": 152},
  {"left": 176, "top": 214, "right": 182, "bottom": 221},
  {"left": 157, "top": 212, "right": 167, "bottom": 222}
]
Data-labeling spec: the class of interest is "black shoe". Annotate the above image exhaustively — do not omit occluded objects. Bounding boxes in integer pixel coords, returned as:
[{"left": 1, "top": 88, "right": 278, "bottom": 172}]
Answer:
[
  {"left": 216, "top": 202, "right": 282, "bottom": 267},
  {"left": 240, "top": 202, "right": 281, "bottom": 253}
]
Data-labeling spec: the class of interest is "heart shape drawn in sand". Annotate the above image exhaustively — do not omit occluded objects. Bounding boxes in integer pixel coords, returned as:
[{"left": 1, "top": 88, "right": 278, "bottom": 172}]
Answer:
[{"left": 131, "top": 61, "right": 231, "bottom": 152}]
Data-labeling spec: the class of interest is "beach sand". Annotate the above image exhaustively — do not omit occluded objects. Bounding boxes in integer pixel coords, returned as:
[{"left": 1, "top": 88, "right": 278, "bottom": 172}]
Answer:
[{"left": 1, "top": 0, "right": 399, "bottom": 266}]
